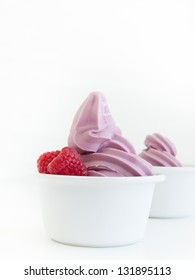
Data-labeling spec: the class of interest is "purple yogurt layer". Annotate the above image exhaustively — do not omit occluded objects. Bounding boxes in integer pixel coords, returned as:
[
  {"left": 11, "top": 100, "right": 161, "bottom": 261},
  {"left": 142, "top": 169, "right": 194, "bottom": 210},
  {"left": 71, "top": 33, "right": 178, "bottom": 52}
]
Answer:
[
  {"left": 81, "top": 148, "right": 153, "bottom": 177},
  {"left": 68, "top": 92, "right": 135, "bottom": 154},
  {"left": 68, "top": 92, "right": 153, "bottom": 176},
  {"left": 139, "top": 133, "right": 182, "bottom": 167}
]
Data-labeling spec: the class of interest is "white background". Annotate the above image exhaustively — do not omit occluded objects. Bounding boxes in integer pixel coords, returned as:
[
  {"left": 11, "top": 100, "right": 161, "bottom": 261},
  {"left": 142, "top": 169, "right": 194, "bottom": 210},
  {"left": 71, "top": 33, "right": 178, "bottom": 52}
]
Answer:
[{"left": 0, "top": 0, "right": 195, "bottom": 262}]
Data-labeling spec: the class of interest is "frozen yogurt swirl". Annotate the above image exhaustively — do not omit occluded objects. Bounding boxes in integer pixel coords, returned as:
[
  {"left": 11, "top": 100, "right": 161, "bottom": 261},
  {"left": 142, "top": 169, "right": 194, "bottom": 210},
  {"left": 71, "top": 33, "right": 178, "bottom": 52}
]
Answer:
[
  {"left": 68, "top": 92, "right": 135, "bottom": 154},
  {"left": 139, "top": 133, "right": 182, "bottom": 167},
  {"left": 68, "top": 92, "right": 153, "bottom": 176},
  {"left": 81, "top": 148, "right": 153, "bottom": 176}
]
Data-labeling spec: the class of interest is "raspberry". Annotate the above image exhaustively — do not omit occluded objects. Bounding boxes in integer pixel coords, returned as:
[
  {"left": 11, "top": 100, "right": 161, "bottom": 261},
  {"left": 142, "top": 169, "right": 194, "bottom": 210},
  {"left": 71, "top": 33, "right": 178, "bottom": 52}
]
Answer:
[
  {"left": 47, "top": 147, "right": 88, "bottom": 176},
  {"left": 37, "top": 150, "right": 60, "bottom": 173}
]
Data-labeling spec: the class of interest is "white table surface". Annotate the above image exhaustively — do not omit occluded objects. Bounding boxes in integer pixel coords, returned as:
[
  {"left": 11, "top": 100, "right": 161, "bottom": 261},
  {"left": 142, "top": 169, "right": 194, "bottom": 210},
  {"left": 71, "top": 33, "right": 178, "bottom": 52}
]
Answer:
[{"left": 0, "top": 179, "right": 195, "bottom": 260}]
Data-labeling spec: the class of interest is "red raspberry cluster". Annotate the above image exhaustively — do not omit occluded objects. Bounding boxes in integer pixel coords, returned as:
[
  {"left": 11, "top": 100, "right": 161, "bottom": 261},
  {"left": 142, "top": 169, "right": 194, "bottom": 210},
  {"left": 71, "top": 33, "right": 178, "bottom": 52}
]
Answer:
[{"left": 37, "top": 147, "right": 87, "bottom": 176}]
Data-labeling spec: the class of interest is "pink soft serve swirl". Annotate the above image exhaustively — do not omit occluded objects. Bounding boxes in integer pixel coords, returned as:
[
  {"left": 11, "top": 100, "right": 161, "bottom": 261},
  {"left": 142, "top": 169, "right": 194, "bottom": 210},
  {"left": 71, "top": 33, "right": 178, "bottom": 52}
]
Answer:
[
  {"left": 68, "top": 92, "right": 153, "bottom": 176},
  {"left": 68, "top": 92, "right": 135, "bottom": 154},
  {"left": 139, "top": 133, "right": 182, "bottom": 167}
]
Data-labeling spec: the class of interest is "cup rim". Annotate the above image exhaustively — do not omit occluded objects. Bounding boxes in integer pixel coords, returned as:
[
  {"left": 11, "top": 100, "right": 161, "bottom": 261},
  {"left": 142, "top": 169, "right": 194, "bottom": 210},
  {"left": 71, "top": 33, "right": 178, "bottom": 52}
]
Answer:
[
  {"left": 37, "top": 173, "right": 165, "bottom": 183},
  {"left": 153, "top": 166, "right": 195, "bottom": 173}
]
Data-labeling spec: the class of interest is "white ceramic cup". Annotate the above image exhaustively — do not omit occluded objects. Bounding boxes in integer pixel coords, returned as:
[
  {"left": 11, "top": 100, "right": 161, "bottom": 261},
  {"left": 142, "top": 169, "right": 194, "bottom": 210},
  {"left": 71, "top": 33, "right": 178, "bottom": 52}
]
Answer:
[
  {"left": 39, "top": 174, "right": 164, "bottom": 247},
  {"left": 150, "top": 166, "right": 195, "bottom": 218}
]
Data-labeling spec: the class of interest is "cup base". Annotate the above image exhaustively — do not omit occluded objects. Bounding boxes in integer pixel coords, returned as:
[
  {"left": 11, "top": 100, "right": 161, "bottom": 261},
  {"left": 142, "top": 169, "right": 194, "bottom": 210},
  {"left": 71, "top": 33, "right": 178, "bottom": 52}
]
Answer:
[
  {"left": 50, "top": 237, "right": 142, "bottom": 248},
  {"left": 149, "top": 214, "right": 190, "bottom": 219}
]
